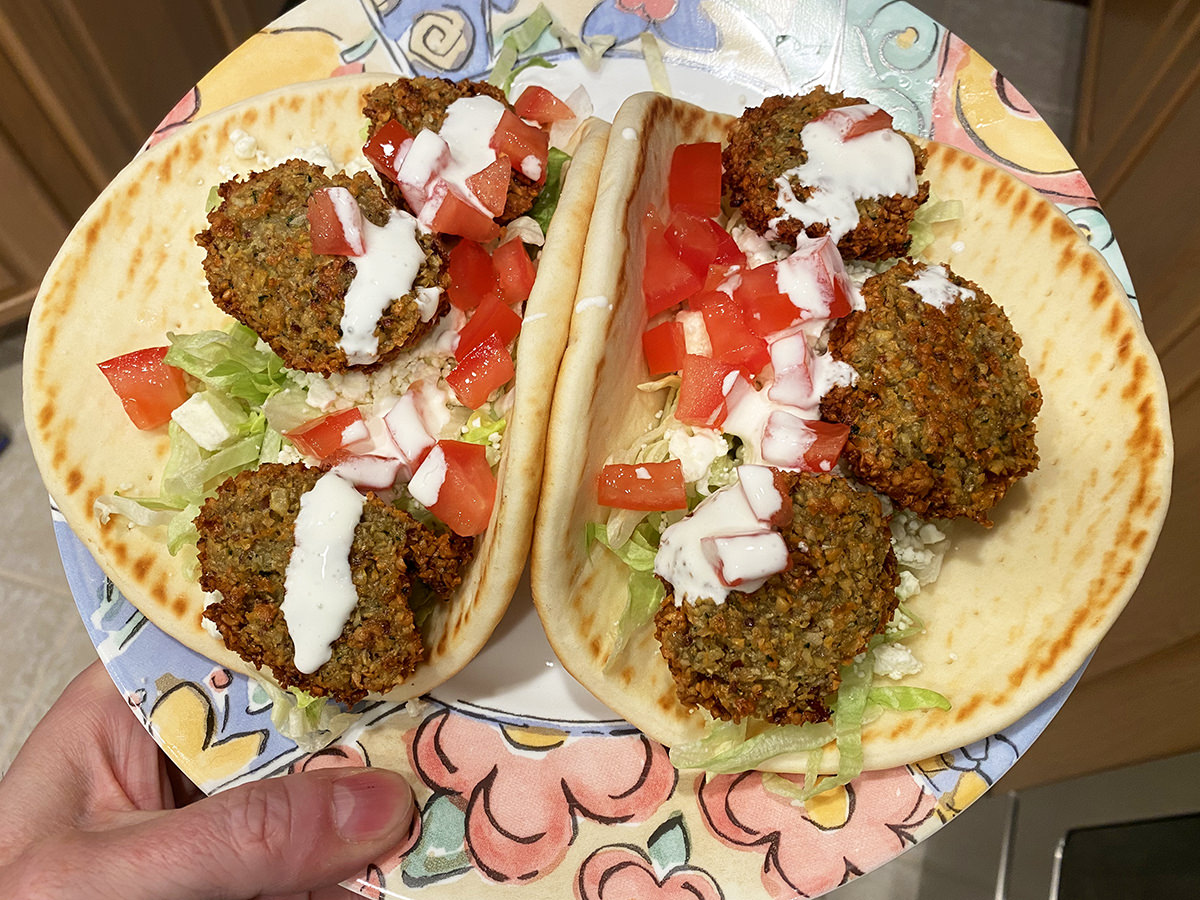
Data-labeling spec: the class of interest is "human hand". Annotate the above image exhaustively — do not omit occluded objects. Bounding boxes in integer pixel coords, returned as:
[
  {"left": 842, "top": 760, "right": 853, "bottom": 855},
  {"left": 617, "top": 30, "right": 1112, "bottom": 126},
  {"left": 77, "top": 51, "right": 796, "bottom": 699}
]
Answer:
[{"left": 0, "top": 660, "right": 414, "bottom": 900}]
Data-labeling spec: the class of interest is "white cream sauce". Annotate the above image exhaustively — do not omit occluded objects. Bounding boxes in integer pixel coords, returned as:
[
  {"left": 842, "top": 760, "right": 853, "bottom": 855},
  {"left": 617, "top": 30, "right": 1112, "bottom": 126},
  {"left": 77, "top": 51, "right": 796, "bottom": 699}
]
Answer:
[
  {"left": 282, "top": 471, "right": 366, "bottom": 674},
  {"left": 339, "top": 209, "right": 438, "bottom": 366},
  {"left": 771, "top": 105, "right": 918, "bottom": 243},
  {"left": 655, "top": 465, "right": 787, "bottom": 606},
  {"left": 906, "top": 264, "right": 976, "bottom": 310}
]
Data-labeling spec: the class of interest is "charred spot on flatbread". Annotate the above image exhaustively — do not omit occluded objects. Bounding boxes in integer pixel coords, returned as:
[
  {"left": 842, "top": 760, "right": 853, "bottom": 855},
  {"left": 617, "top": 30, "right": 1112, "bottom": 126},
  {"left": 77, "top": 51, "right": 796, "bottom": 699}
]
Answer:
[
  {"left": 723, "top": 87, "right": 929, "bottom": 261},
  {"left": 195, "top": 158, "right": 448, "bottom": 376},
  {"left": 196, "top": 462, "right": 474, "bottom": 705},
  {"left": 361, "top": 76, "right": 540, "bottom": 223},
  {"left": 654, "top": 472, "right": 898, "bottom": 726},
  {"left": 821, "top": 259, "right": 1042, "bottom": 525}
]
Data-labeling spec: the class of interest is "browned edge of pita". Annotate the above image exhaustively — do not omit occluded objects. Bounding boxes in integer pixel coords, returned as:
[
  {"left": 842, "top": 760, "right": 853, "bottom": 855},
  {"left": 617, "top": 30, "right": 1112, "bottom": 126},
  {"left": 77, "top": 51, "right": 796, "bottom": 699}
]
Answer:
[
  {"left": 530, "top": 92, "right": 1174, "bottom": 772},
  {"left": 22, "top": 73, "right": 611, "bottom": 706}
]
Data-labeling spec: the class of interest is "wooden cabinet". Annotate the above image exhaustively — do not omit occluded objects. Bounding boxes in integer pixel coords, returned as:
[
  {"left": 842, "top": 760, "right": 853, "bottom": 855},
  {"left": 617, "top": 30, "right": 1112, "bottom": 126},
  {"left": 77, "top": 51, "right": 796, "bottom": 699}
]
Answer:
[{"left": 0, "top": 0, "right": 279, "bottom": 326}]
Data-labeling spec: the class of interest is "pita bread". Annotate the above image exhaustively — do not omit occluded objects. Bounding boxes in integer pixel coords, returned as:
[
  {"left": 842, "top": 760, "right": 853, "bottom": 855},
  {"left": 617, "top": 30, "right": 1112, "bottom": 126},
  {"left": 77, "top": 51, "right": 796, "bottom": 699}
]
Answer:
[
  {"left": 530, "top": 92, "right": 1173, "bottom": 771},
  {"left": 23, "top": 74, "right": 610, "bottom": 702}
]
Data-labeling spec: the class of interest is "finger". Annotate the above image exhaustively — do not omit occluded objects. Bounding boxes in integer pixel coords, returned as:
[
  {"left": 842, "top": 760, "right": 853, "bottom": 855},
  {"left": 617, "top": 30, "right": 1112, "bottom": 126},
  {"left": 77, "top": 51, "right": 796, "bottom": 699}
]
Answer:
[{"left": 89, "top": 766, "right": 414, "bottom": 900}]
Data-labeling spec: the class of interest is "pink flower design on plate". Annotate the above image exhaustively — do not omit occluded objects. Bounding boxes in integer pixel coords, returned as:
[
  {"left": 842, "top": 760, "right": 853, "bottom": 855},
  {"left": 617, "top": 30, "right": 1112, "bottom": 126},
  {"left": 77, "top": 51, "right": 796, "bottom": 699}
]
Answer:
[
  {"left": 410, "top": 709, "right": 677, "bottom": 883},
  {"left": 616, "top": 0, "right": 678, "bottom": 22},
  {"left": 577, "top": 844, "right": 723, "bottom": 900},
  {"left": 699, "top": 769, "right": 936, "bottom": 898}
]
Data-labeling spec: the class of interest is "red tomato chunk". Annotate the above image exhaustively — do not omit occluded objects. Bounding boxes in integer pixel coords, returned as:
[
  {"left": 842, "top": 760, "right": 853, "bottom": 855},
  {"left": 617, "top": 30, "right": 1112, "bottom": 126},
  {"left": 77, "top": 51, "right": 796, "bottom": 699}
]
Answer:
[
  {"left": 813, "top": 104, "right": 894, "bottom": 141},
  {"left": 284, "top": 407, "right": 367, "bottom": 462},
  {"left": 668, "top": 142, "right": 723, "bottom": 219},
  {"left": 307, "top": 187, "right": 366, "bottom": 256},
  {"left": 676, "top": 354, "right": 736, "bottom": 427},
  {"left": 597, "top": 460, "right": 687, "bottom": 510},
  {"left": 465, "top": 157, "right": 511, "bottom": 217},
  {"left": 446, "top": 333, "right": 515, "bottom": 409},
  {"left": 362, "top": 119, "right": 414, "bottom": 182},
  {"left": 490, "top": 110, "right": 549, "bottom": 184},
  {"left": 492, "top": 239, "right": 536, "bottom": 305},
  {"left": 447, "top": 239, "right": 500, "bottom": 311},
  {"left": 513, "top": 85, "right": 575, "bottom": 123},
  {"left": 643, "top": 210, "right": 702, "bottom": 317},
  {"left": 97, "top": 346, "right": 190, "bottom": 431},
  {"left": 455, "top": 293, "right": 522, "bottom": 361},
  {"left": 412, "top": 440, "right": 496, "bottom": 536},
  {"left": 426, "top": 182, "right": 501, "bottom": 243},
  {"left": 642, "top": 320, "right": 686, "bottom": 375}
]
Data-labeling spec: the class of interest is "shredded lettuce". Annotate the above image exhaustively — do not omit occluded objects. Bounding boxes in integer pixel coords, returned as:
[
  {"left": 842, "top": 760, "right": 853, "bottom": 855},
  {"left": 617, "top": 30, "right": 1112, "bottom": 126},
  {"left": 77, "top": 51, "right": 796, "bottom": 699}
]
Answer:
[
  {"left": 866, "top": 685, "right": 951, "bottom": 712},
  {"left": 96, "top": 323, "right": 302, "bottom": 554},
  {"left": 259, "top": 682, "right": 361, "bottom": 752},
  {"left": 529, "top": 147, "right": 572, "bottom": 235},
  {"left": 909, "top": 196, "right": 964, "bottom": 259},
  {"left": 588, "top": 521, "right": 666, "bottom": 664},
  {"left": 672, "top": 719, "right": 836, "bottom": 774},
  {"left": 550, "top": 22, "right": 615, "bottom": 69}
]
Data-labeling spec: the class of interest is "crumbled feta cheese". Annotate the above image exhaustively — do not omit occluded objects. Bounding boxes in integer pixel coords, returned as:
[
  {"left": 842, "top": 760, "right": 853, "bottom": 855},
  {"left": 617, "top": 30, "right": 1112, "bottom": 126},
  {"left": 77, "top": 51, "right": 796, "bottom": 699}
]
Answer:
[
  {"left": 170, "top": 392, "right": 237, "bottom": 451},
  {"left": 872, "top": 642, "right": 923, "bottom": 680},
  {"left": 666, "top": 426, "right": 728, "bottom": 482}
]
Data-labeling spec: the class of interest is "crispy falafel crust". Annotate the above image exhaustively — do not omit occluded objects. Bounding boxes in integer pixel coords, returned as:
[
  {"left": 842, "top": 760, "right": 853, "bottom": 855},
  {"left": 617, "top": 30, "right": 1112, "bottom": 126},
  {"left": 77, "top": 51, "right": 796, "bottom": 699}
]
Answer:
[
  {"left": 195, "top": 159, "right": 449, "bottom": 376},
  {"left": 361, "top": 76, "right": 541, "bottom": 223},
  {"left": 197, "top": 463, "right": 473, "bottom": 705},
  {"left": 654, "top": 471, "right": 899, "bottom": 726},
  {"left": 723, "top": 87, "right": 930, "bottom": 261},
  {"left": 822, "top": 259, "right": 1042, "bottom": 525}
]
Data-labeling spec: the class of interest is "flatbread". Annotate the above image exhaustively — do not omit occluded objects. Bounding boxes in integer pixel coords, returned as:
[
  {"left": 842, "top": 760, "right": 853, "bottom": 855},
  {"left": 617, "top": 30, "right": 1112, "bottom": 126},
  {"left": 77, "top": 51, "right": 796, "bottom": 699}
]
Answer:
[
  {"left": 530, "top": 92, "right": 1173, "bottom": 771},
  {"left": 23, "top": 74, "right": 610, "bottom": 702}
]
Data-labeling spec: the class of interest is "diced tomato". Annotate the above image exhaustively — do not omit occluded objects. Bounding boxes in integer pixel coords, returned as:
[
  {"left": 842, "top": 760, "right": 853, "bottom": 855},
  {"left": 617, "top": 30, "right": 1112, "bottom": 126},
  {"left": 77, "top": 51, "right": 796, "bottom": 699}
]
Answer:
[
  {"left": 330, "top": 454, "right": 403, "bottom": 491},
  {"left": 425, "top": 180, "right": 501, "bottom": 243},
  {"left": 642, "top": 320, "right": 686, "bottom": 375},
  {"left": 455, "top": 292, "right": 522, "bottom": 361},
  {"left": 447, "top": 239, "right": 500, "bottom": 311},
  {"left": 643, "top": 209, "right": 702, "bottom": 317},
  {"left": 396, "top": 130, "right": 450, "bottom": 211},
  {"left": 701, "top": 531, "right": 790, "bottom": 587},
  {"left": 490, "top": 109, "right": 549, "bottom": 184},
  {"left": 446, "top": 333, "right": 515, "bottom": 409},
  {"left": 362, "top": 119, "right": 414, "bottom": 183},
  {"left": 409, "top": 440, "right": 496, "bottom": 536},
  {"left": 596, "top": 460, "right": 687, "bottom": 511},
  {"left": 801, "top": 420, "right": 851, "bottom": 471},
  {"left": 697, "top": 291, "right": 770, "bottom": 375},
  {"left": 492, "top": 239, "right": 536, "bottom": 305},
  {"left": 785, "top": 235, "right": 854, "bottom": 319},
  {"left": 465, "top": 157, "right": 511, "bottom": 217},
  {"left": 307, "top": 187, "right": 366, "bottom": 256},
  {"left": 676, "top": 354, "right": 737, "bottom": 427},
  {"left": 767, "top": 330, "right": 815, "bottom": 407},
  {"left": 703, "top": 262, "right": 743, "bottom": 293},
  {"left": 736, "top": 464, "right": 793, "bottom": 528},
  {"left": 813, "top": 104, "right": 894, "bottom": 141},
  {"left": 514, "top": 85, "right": 575, "bottom": 123},
  {"left": 761, "top": 412, "right": 850, "bottom": 472},
  {"left": 664, "top": 210, "right": 746, "bottom": 280},
  {"left": 735, "top": 262, "right": 805, "bottom": 337},
  {"left": 284, "top": 407, "right": 369, "bottom": 462},
  {"left": 97, "top": 346, "right": 190, "bottom": 431},
  {"left": 383, "top": 392, "right": 436, "bottom": 477},
  {"left": 668, "top": 142, "right": 723, "bottom": 218}
]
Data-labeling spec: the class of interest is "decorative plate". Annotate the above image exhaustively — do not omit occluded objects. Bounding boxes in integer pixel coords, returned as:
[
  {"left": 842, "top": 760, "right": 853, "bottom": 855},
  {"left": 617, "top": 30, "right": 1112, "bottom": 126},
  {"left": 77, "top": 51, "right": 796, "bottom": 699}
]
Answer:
[{"left": 57, "top": 1, "right": 1129, "bottom": 897}]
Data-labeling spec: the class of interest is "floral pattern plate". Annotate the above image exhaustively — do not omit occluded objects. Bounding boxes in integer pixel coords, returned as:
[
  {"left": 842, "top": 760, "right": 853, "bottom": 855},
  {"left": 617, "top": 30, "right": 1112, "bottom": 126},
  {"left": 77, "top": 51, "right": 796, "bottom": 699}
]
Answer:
[{"left": 57, "top": 1, "right": 1132, "bottom": 897}]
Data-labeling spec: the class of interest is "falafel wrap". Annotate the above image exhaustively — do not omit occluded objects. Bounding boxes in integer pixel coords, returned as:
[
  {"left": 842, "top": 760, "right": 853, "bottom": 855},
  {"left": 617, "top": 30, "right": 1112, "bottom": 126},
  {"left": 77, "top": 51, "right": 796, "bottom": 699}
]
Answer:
[
  {"left": 24, "top": 74, "right": 610, "bottom": 713},
  {"left": 530, "top": 91, "right": 1172, "bottom": 776}
]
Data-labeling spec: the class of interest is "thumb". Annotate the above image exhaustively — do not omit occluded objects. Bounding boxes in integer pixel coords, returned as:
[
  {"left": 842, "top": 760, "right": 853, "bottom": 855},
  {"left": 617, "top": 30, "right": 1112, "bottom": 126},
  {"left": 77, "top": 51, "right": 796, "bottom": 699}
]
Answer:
[{"left": 95, "top": 767, "right": 414, "bottom": 900}]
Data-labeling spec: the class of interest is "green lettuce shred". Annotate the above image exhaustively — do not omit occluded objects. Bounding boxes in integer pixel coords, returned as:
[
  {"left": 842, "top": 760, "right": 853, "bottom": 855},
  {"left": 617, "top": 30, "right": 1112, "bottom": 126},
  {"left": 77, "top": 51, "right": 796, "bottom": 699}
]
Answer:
[
  {"left": 866, "top": 685, "right": 951, "bottom": 712},
  {"left": 488, "top": 4, "right": 554, "bottom": 89},
  {"left": 639, "top": 32, "right": 672, "bottom": 96},
  {"left": 588, "top": 521, "right": 667, "bottom": 664},
  {"left": 672, "top": 720, "right": 836, "bottom": 774},
  {"left": 909, "top": 196, "right": 965, "bottom": 259},
  {"left": 529, "top": 147, "right": 571, "bottom": 235}
]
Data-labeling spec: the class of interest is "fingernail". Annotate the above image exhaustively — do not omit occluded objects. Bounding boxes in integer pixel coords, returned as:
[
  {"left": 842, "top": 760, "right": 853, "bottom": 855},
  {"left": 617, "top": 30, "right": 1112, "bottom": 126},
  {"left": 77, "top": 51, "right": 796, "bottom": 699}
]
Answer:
[{"left": 331, "top": 770, "right": 413, "bottom": 843}]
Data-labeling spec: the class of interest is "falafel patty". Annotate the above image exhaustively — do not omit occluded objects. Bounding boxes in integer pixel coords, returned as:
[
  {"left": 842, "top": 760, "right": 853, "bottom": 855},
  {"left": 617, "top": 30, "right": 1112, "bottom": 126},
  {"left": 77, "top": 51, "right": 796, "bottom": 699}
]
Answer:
[
  {"left": 723, "top": 87, "right": 930, "bottom": 261},
  {"left": 196, "top": 159, "right": 448, "bottom": 376},
  {"left": 821, "top": 259, "right": 1042, "bottom": 525},
  {"left": 361, "top": 76, "right": 541, "bottom": 223},
  {"left": 197, "top": 462, "right": 474, "bottom": 704},
  {"left": 654, "top": 472, "right": 899, "bottom": 726}
]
